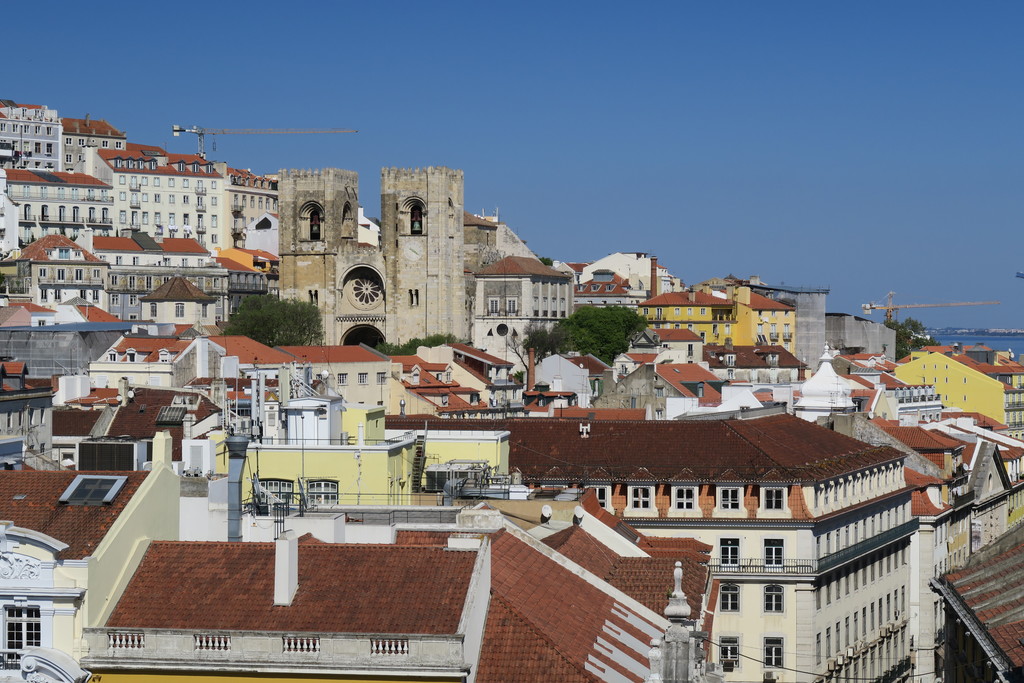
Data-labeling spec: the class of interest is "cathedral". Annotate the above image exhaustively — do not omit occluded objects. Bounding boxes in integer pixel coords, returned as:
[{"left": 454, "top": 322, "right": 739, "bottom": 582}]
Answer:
[{"left": 277, "top": 166, "right": 535, "bottom": 347}]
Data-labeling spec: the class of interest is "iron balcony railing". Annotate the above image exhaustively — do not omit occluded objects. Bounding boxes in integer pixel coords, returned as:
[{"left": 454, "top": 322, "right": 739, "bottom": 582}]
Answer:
[
  {"left": 817, "top": 519, "right": 918, "bottom": 573},
  {"left": 709, "top": 558, "right": 817, "bottom": 574}
]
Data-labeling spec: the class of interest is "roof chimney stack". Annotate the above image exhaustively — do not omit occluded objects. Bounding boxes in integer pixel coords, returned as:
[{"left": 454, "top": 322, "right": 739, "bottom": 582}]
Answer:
[
  {"left": 225, "top": 435, "right": 249, "bottom": 542},
  {"left": 527, "top": 348, "right": 536, "bottom": 392},
  {"left": 274, "top": 530, "right": 299, "bottom": 606},
  {"left": 650, "top": 256, "right": 659, "bottom": 298}
]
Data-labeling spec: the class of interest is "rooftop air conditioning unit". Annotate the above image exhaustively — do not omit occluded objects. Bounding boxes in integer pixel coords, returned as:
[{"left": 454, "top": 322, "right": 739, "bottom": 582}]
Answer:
[
  {"left": 827, "top": 658, "right": 837, "bottom": 671},
  {"left": 846, "top": 647, "right": 854, "bottom": 658},
  {"left": 836, "top": 655, "right": 845, "bottom": 666},
  {"left": 763, "top": 672, "right": 777, "bottom": 682}
]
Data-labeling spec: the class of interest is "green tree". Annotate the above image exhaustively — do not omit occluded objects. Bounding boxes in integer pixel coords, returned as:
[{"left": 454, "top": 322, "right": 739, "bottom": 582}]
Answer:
[
  {"left": 885, "top": 317, "right": 937, "bottom": 359},
  {"left": 507, "top": 321, "right": 570, "bottom": 368},
  {"left": 376, "top": 333, "right": 461, "bottom": 356},
  {"left": 223, "top": 296, "right": 323, "bottom": 347},
  {"left": 538, "top": 256, "right": 554, "bottom": 266},
  {"left": 560, "top": 306, "right": 647, "bottom": 364}
]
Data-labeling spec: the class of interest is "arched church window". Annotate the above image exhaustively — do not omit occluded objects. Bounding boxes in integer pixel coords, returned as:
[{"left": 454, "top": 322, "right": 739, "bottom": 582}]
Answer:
[
  {"left": 309, "top": 209, "right": 323, "bottom": 240},
  {"left": 410, "top": 204, "right": 424, "bottom": 234}
]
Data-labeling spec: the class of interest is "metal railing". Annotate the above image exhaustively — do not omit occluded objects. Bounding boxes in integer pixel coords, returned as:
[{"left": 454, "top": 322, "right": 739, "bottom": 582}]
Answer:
[
  {"left": 817, "top": 518, "right": 918, "bottom": 573},
  {"left": 709, "top": 558, "right": 817, "bottom": 574}
]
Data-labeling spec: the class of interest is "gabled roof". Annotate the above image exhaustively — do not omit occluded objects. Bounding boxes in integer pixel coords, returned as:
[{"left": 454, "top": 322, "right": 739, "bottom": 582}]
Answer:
[
  {"left": 214, "top": 257, "right": 258, "bottom": 272},
  {"left": 92, "top": 236, "right": 144, "bottom": 252},
  {"left": 448, "top": 342, "right": 513, "bottom": 367},
  {"left": 640, "top": 291, "right": 726, "bottom": 307},
  {"left": 105, "top": 388, "right": 219, "bottom": 461},
  {"left": 52, "top": 408, "right": 103, "bottom": 436},
  {"left": 4, "top": 169, "right": 110, "bottom": 187},
  {"left": 652, "top": 328, "right": 702, "bottom": 342},
  {"left": 746, "top": 291, "right": 794, "bottom": 311},
  {"left": 12, "top": 234, "right": 103, "bottom": 263},
  {"left": 476, "top": 256, "right": 570, "bottom": 279},
  {"left": 8, "top": 302, "right": 55, "bottom": 313},
  {"left": 140, "top": 276, "right": 216, "bottom": 303},
  {"left": 76, "top": 305, "right": 120, "bottom": 322},
  {"left": 112, "top": 335, "right": 190, "bottom": 361},
  {"left": 560, "top": 354, "right": 611, "bottom": 375},
  {"left": 703, "top": 344, "right": 804, "bottom": 369},
  {"left": 463, "top": 211, "right": 499, "bottom": 228},
  {"left": 107, "top": 540, "right": 476, "bottom": 634},
  {"left": 159, "top": 238, "right": 210, "bottom": 254},
  {"left": 0, "top": 471, "right": 146, "bottom": 559}
]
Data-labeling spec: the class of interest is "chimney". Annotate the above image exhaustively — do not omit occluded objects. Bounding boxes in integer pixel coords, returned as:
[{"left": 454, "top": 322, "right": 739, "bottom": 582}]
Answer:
[
  {"left": 274, "top": 530, "right": 299, "bottom": 606},
  {"left": 225, "top": 435, "right": 249, "bottom": 542},
  {"left": 527, "top": 348, "right": 536, "bottom": 392},
  {"left": 688, "top": 290, "right": 695, "bottom": 303},
  {"left": 650, "top": 256, "right": 659, "bottom": 298}
]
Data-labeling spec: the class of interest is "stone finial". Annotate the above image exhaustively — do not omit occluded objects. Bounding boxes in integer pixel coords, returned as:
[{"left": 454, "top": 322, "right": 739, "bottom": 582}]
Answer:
[
  {"left": 664, "top": 561, "right": 691, "bottom": 622},
  {"left": 645, "top": 638, "right": 664, "bottom": 683}
]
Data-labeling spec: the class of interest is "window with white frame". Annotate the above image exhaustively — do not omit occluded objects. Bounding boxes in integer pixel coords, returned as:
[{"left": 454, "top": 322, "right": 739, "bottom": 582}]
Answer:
[
  {"left": 593, "top": 486, "right": 611, "bottom": 510},
  {"left": 673, "top": 486, "right": 697, "bottom": 510},
  {"left": 720, "top": 584, "right": 739, "bottom": 611},
  {"left": 764, "top": 584, "right": 784, "bottom": 612},
  {"left": 307, "top": 480, "right": 338, "bottom": 505},
  {"left": 719, "top": 636, "right": 739, "bottom": 669},
  {"left": 358, "top": 372, "right": 368, "bottom": 385},
  {"left": 764, "top": 539, "right": 784, "bottom": 567},
  {"left": 628, "top": 485, "right": 653, "bottom": 509},
  {"left": 337, "top": 373, "right": 348, "bottom": 386},
  {"left": 720, "top": 538, "right": 739, "bottom": 567},
  {"left": 259, "top": 479, "right": 293, "bottom": 504},
  {"left": 764, "top": 637, "right": 784, "bottom": 668},
  {"left": 5, "top": 606, "right": 41, "bottom": 658},
  {"left": 719, "top": 486, "right": 741, "bottom": 510},
  {"left": 764, "top": 487, "right": 786, "bottom": 510}
]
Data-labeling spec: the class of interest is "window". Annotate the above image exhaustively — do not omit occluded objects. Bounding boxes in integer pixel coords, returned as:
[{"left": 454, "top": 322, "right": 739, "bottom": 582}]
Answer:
[
  {"left": 506, "top": 298, "right": 518, "bottom": 315},
  {"left": 309, "top": 207, "right": 323, "bottom": 240},
  {"left": 764, "top": 487, "right": 785, "bottom": 510},
  {"left": 376, "top": 372, "right": 387, "bottom": 385},
  {"left": 358, "top": 372, "right": 368, "bottom": 385},
  {"left": 720, "top": 584, "right": 739, "bottom": 611},
  {"left": 719, "top": 486, "right": 741, "bottom": 510},
  {"left": 593, "top": 486, "right": 611, "bottom": 509},
  {"left": 5, "top": 607, "right": 41, "bottom": 657},
  {"left": 308, "top": 480, "right": 338, "bottom": 505},
  {"left": 337, "top": 373, "right": 348, "bottom": 386},
  {"left": 175, "top": 303, "right": 185, "bottom": 318},
  {"left": 259, "top": 479, "right": 293, "bottom": 505},
  {"left": 673, "top": 486, "right": 696, "bottom": 510},
  {"left": 720, "top": 538, "right": 739, "bottom": 567},
  {"left": 764, "top": 539, "right": 784, "bottom": 567},
  {"left": 150, "top": 303, "right": 157, "bottom": 318},
  {"left": 719, "top": 636, "right": 739, "bottom": 667},
  {"left": 410, "top": 203, "right": 424, "bottom": 234},
  {"left": 764, "top": 585, "right": 784, "bottom": 612},
  {"left": 488, "top": 297, "right": 500, "bottom": 315},
  {"left": 764, "top": 638, "right": 784, "bottom": 668},
  {"left": 628, "top": 486, "right": 652, "bottom": 509}
]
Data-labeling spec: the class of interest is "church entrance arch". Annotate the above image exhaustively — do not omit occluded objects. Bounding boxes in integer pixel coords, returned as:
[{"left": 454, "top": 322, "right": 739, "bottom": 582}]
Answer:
[{"left": 343, "top": 325, "right": 384, "bottom": 347}]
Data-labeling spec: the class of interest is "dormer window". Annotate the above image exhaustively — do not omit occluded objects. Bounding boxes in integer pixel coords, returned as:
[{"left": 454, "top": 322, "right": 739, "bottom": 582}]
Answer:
[
  {"left": 108, "top": 352, "right": 117, "bottom": 361},
  {"left": 126, "top": 349, "right": 136, "bottom": 362}
]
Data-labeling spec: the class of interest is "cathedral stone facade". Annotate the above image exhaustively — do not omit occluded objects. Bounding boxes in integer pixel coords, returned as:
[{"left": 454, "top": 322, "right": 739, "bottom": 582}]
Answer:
[{"left": 279, "top": 166, "right": 529, "bottom": 347}]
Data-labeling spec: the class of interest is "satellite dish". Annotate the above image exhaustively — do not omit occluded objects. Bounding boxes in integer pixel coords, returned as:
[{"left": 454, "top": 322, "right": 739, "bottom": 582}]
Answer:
[{"left": 127, "top": 389, "right": 136, "bottom": 400}]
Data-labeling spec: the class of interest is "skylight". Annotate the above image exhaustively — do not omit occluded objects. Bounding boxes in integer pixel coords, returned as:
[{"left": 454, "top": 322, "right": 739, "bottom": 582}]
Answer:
[{"left": 58, "top": 475, "right": 128, "bottom": 506}]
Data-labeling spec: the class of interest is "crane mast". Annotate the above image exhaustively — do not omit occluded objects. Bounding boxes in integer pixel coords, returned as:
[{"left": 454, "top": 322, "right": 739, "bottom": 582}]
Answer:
[{"left": 171, "top": 125, "right": 357, "bottom": 158}]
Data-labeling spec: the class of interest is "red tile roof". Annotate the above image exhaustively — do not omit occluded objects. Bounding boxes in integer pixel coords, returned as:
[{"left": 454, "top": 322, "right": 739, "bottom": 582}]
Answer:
[
  {"left": 112, "top": 336, "right": 190, "bottom": 361},
  {"left": 61, "top": 117, "right": 124, "bottom": 137},
  {"left": 0, "top": 471, "right": 147, "bottom": 559},
  {"left": 106, "top": 388, "right": 220, "bottom": 461},
  {"left": 388, "top": 414, "right": 905, "bottom": 485},
  {"left": 552, "top": 407, "right": 648, "bottom": 420},
  {"left": 208, "top": 336, "right": 296, "bottom": 365},
  {"left": 214, "top": 257, "right": 258, "bottom": 272},
  {"left": 159, "top": 238, "right": 210, "bottom": 254},
  {"left": 652, "top": 328, "right": 703, "bottom": 342},
  {"left": 52, "top": 408, "right": 103, "bottom": 436},
  {"left": 92, "top": 236, "right": 144, "bottom": 252},
  {"left": 641, "top": 291, "right": 726, "bottom": 307},
  {"left": 448, "top": 342, "right": 513, "bottom": 367},
  {"left": 746, "top": 291, "right": 794, "bottom": 311},
  {"left": 76, "top": 305, "right": 120, "bottom": 322},
  {"left": 4, "top": 169, "right": 110, "bottom": 187},
  {"left": 8, "top": 302, "right": 55, "bottom": 313},
  {"left": 476, "top": 256, "right": 570, "bottom": 279},
  {"left": 140, "top": 277, "right": 215, "bottom": 303},
  {"left": 703, "top": 344, "right": 804, "bottom": 369},
  {"left": 278, "top": 345, "right": 386, "bottom": 364},
  {"left": 107, "top": 541, "right": 477, "bottom": 633},
  {"left": 12, "top": 235, "right": 103, "bottom": 263}
]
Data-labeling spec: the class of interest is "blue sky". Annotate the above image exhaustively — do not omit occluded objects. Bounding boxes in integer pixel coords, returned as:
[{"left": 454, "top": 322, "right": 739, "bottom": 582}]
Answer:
[{"left": 9, "top": 2, "right": 1023, "bottom": 328}]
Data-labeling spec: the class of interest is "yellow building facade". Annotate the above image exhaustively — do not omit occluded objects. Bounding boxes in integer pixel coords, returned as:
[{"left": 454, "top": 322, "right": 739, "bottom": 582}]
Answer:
[
  {"left": 894, "top": 352, "right": 1024, "bottom": 439},
  {"left": 639, "top": 286, "right": 796, "bottom": 354}
]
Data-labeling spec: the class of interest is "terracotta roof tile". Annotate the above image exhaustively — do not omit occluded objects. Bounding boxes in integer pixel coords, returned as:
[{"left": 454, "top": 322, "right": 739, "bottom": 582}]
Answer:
[
  {"left": 208, "top": 336, "right": 297, "bottom": 365},
  {"left": 52, "top": 408, "right": 102, "bottom": 437},
  {"left": 4, "top": 169, "right": 110, "bottom": 187},
  {"left": 107, "top": 541, "right": 476, "bottom": 633},
  {"left": 140, "top": 276, "right": 216, "bottom": 303},
  {"left": 0, "top": 471, "right": 146, "bottom": 559},
  {"left": 10, "top": 234, "right": 103, "bottom": 263},
  {"left": 476, "top": 256, "right": 570, "bottom": 279},
  {"left": 278, "top": 345, "right": 385, "bottom": 364}
]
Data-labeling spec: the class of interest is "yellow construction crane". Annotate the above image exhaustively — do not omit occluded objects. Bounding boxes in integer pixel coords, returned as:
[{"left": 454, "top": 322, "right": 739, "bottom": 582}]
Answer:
[
  {"left": 861, "top": 291, "right": 1000, "bottom": 322},
  {"left": 171, "top": 125, "right": 357, "bottom": 158}
]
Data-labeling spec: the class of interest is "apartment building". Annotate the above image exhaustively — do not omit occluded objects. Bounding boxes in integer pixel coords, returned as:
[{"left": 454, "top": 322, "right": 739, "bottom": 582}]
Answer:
[
  {"left": 0, "top": 234, "right": 108, "bottom": 307},
  {"left": 87, "top": 143, "right": 226, "bottom": 248},
  {"left": 393, "top": 414, "right": 918, "bottom": 683},
  {"left": 78, "top": 230, "right": 227, "bottom": 322},
  {"left": 5, "top": 169, "right": 113, "bottom": 244},
  {"left": 0, "top": 100, "right": 61, "bottom": 170},
  {"left": 471, "top": 255, "right": 574, "bottom": 363},
  {"left": 60, "top": 116, "right": 126, "bottom": 173},
  {"left": 218, "top": 165, "right": 278, "bottom": 246}
]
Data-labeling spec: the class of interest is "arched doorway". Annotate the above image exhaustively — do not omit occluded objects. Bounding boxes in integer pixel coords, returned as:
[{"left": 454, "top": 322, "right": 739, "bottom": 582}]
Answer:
[{"left": 343, "top": 325, "right": 384, "bottom": 347}]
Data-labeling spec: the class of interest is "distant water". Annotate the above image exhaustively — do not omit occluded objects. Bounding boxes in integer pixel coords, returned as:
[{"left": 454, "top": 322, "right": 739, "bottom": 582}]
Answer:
[{"left": 932, "top": 334, "right": 1024, "bottom": 359}]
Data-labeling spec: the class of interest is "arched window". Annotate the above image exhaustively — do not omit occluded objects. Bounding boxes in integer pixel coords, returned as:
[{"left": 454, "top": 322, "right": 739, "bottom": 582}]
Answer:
[
  {"left": 308, "top": 480, "right": 338, "bottom": 505},
  {"left": 410, "top": 204, "right": 424, "bottom": 234},
  {"left": 309, "top": 208, "right": 322, "bottom": 240},
  {"left": 764, "top": 584, "right": 784, "bottom": 612}
]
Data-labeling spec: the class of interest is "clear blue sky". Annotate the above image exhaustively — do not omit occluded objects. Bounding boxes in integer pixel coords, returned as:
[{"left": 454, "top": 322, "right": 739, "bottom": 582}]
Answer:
[{"left": 9, "top": 1, "right": 1023, "bottom": 329}]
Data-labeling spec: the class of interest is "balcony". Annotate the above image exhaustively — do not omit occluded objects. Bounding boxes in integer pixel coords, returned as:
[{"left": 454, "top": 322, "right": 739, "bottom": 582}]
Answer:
[
  {"left": 89, "top": 216, "right": 113, "bottom": 225},
  {"left": 129, "top": 199, "right": 141, "bottom": 209},
  {"left": 195, "top": 202, "right": 207, "bottom": 212},
  {"left": 129, "top": 182, "right": 140, "bottom": 191},
  {"left": 195, "top": 186, "right": 207, "bottom": 196},
  {"left": 817, "top": 518, "right": 918, "bottom": 573},
  {"left": 83, "top": 628, "right": 468, "bottom": 674},
  {"left": 708, "top": 558, "right": 817, "bottom": 575}
]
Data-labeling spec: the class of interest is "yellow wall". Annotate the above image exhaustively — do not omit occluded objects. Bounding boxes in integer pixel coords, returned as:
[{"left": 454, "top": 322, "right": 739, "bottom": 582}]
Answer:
[{"left": 895, "top": 353, "right": 1006, "bottom": 424}]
